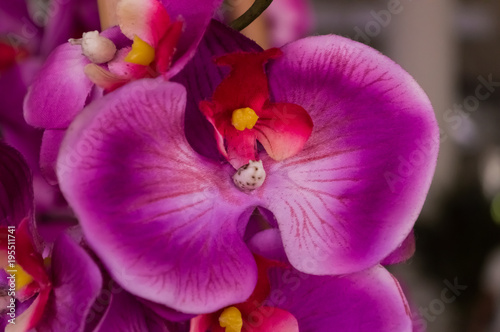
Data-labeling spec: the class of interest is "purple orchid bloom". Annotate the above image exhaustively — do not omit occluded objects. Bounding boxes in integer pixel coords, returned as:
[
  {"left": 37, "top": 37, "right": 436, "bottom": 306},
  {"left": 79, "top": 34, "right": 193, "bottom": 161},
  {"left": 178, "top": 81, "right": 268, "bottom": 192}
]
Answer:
[
  {"left": 189, "top": 252, "right": 413, "bottom": 332},
  {"left": 0, "top": 142, "right": 101, "bottom": 331},
  {"left": 23, "top": 0, "right": 224, "bottom": 185},
  {"left": 0, "top": 0, "right": 99, "bottom": 206},
  {"left": 265, "top": 0, "right": 315, "bottom": 47},
  {"left": 0, "top": 142, "right": 189, "bottom": 331},
  {"left": 56, "top": 19, "right": 438, "bottom": 316}
]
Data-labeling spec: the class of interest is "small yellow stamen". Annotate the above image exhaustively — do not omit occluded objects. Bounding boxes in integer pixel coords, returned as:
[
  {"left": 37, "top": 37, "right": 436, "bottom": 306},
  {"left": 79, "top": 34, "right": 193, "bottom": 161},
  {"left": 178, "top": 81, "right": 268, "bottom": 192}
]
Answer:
[
  {"left": 231, "top": 107, "right": 259, "bottom": 131},
  {"left": 124, "top": 36, "right": 155, "bottom": 66},
  {"left": 4, "top": 265, "right": 34, "bottom": 291},
  {"left": 219, "top": 306, "right": 243, "bottom": 332}
]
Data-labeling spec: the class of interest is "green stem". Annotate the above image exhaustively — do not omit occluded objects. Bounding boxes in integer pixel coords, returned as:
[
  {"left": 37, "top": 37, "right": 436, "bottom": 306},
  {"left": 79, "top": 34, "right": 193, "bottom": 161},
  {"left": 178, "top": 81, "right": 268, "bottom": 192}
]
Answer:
[{"left": 230, "top": 0, "right": 274, "bottom": 31}]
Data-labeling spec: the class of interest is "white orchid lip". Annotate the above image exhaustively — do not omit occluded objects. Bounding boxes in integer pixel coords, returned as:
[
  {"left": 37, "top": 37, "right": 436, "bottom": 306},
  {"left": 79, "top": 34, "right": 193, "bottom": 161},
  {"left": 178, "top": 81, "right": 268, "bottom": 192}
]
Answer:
[
  {"left": 233, "top": 160, "right": 266, "bottom": 191},
  {"left": 69, "top": 31, "right": 117, "bottom": 64}
]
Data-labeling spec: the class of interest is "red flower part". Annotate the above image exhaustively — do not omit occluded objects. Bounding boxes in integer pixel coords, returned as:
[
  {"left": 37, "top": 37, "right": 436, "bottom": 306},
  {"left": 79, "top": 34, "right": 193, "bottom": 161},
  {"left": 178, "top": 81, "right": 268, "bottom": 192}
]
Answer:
[
  {"left": 189, "top": 255, "right": 298, "bottom": 332},
  {"left": 199, "top": 48, "right": 313, "bottom": 169},
  {"left": 1, "top": 219, "right": 51, "bottom": 331}
]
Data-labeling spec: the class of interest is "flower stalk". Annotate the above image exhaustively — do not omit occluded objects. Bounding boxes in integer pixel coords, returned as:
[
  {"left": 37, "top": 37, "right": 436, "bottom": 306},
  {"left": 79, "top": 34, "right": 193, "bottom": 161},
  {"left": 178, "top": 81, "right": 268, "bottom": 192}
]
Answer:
[{"left": 230, "top": 0, "right": 273, "bottom": 31}]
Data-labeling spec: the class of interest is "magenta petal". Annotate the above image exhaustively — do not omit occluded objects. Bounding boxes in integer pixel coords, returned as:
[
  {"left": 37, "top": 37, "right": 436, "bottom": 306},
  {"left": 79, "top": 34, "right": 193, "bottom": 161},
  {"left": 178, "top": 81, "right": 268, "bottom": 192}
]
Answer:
[
  {"left": 268, "top": 265, "right": 412, "bottom": 332},
  {"left": 40, "top": 129, "right": 66, "bottom": 185},
  {"left": 57, "top": 79, "right": 258, "bottom": 313},
  {"left": 262, "top": 35, "right": 439, "bottom": 275},
  {"left": 247, "top": 229, "right": 289, "bottom": 263},
  {"left": 37, "top": 234, "right": 102, "bottom": 332},
  {"left": 95, "top": 292, "right": 160, "bottom": 332},
  {"left": 0, "top": 142, "right": 34, "bottom": 226},
  {"left": 173, "top": 20, "right": 261, "bottom": 160},
  {"left": 24, "top": 43, "right": 93, "bottom": 129},
  {"left": 382, "top": 230, "right": 416, "bottom": 265},
  {"left": 164, "top": 1, "right": 224, "bottom": 78}
]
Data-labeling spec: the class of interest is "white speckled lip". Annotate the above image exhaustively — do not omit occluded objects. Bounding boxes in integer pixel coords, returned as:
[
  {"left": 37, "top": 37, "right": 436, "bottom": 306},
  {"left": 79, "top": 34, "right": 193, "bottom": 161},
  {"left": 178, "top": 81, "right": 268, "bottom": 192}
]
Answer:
[{"left": 232, "top": 160, "right": 266, "bottom": 191}]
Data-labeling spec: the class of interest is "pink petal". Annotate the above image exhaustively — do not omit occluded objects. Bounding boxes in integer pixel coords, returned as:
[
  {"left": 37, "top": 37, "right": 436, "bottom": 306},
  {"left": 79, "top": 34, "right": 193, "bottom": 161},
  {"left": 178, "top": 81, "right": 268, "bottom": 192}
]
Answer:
[
  {"left": 40, "top": 129, "right": 66, "bottom": 185},
  {"left": 57, "top": 79, "right": 259, "bottom": 313},
  {"left": 84, "top": 63, "right": 130, "bottom": 92},
  {"left": 24, "top": 43, "right": 93, "bottom": 129},
  {"left": 36, "top": 234, "right": 102, "bottom": 332},
  {"left": 5, "top": 287, "right": 50, "bottom": 332},
  {"left": 255, "top": 102, "right": 313, "bottom": 161},
  {"left": 117, "top": 0, "right": 170, "bottom": 46},
  {"left": 262, "top": 35, "right": 439, "bottom": 275},
  {"left": 243, "top": 307, "right": 299, "bottom": 332},
  {"left": 268, "top": 265, "right": 413, "bottom": 331},
  {"left": 94, "top": 292, "right": 155, "bottom": 332},
  {"left": 382, "top": 230, "right": 416, "bottom": 265}
]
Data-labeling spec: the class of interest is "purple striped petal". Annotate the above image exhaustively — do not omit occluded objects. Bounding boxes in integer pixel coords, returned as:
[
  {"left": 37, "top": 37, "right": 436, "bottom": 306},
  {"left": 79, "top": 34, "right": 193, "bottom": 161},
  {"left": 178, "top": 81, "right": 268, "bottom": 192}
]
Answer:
[
  {"left": 24, "top": 43, "right": 93, "bottom": 129},
  {"left": 260, "top": 35, "right": 439, "bottom": 275},
  {"left": 57, "top": 79, "right": 259, "bottom": 313},
  {"left": 173, "top": 20, "right": 261, "bottom": 160},
  {"left": 267, "top": 265, "right": 413, "bottom": 332},
  {"left": 36, "top": 234, "right": 102, "bottom": 332}
]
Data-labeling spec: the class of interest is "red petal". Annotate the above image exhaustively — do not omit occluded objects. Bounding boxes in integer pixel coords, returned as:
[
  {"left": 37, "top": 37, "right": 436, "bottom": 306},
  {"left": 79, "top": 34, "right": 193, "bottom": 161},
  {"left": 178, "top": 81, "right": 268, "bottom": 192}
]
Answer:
[
  {"left": 255, "top": 102, "right": 313, "bottom": 161},
  {"left": 155, "top": 20, "right": 184, "bottom": 74},
  {"left": 211, "top": 48, "right": 282, "bottom": 112}
]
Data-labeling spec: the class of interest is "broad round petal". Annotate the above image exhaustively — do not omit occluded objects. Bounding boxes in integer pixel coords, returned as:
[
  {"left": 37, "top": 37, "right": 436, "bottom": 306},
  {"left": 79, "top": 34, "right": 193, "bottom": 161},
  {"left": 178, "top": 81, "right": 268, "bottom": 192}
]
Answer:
[
  {"left": 57, "top": 79, "right": 259, "bottom": 313},
  {"left": 262, "top": 35, "right": 439, "bottom": 275},
  {"left": 268, "top": 265, "right": 413, "bottom": 332},
  {"left": 24, "top": 43, "right": 93, "bottom": 129}
]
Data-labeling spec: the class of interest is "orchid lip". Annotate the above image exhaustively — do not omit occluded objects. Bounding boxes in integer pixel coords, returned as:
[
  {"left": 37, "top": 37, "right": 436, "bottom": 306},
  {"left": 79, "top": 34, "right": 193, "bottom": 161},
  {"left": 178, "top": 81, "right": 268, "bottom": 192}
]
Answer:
[{"left": 233, "top": 160, "right": 266, "bottom": 191}]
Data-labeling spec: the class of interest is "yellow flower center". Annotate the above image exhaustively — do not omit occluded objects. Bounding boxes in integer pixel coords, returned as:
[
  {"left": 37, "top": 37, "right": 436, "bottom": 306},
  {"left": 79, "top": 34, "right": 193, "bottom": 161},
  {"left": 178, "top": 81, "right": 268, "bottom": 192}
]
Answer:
[
  {"left": 231, "top": 107, "right": 259, "bottom": 131},
  {"left": 124, "top": 36, "right": 155, "bottom": 66},
  {"left": 219, "top": 306, "right": 243, "bottom": 332}
]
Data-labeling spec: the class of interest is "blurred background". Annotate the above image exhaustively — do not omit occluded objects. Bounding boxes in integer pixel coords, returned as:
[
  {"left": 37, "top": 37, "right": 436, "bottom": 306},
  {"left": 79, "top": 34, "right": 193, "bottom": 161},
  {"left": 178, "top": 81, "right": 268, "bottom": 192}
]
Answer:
[
  {"left": 307, "top": 0, "right": 500, "bottom": 331},
  {"left": 236, "top": 0, "right": 500, "bottom": 331}
]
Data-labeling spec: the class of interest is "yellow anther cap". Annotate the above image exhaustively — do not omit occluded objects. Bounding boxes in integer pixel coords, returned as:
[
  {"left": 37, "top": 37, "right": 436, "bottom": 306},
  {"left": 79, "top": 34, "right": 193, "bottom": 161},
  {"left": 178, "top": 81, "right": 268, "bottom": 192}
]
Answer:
[
  {"left": 9, "top": 265, "right": 34, "bottom": 291},
  {"left": 219, "top": 306, "right": 243, "bottom": 332},
  {"left": 231, "top": 107, "right": 259, "bottom": 131},
  {"left": 124, "top": 36, "right": 155, "bottom": 66}
]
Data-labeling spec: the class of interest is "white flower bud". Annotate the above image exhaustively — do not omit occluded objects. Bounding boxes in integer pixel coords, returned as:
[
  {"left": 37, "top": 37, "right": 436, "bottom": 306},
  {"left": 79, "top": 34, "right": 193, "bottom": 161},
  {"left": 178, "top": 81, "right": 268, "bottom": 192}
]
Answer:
[{"left": 70, "top": 31, "right": 117, "bottom": 64}]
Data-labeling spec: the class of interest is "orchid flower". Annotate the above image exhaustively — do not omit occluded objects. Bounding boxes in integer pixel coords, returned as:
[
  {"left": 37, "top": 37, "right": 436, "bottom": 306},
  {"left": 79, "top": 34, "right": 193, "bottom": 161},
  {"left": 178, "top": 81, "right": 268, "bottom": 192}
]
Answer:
[
  {"left": 0, "top": 143, "right": 101, "bottom": 331},
  {"left": 264, "top": 0, "right": 314, "bottom": 47},
  {"left": 0, "top": 142, "right": 189, "bottom": 331},
  {"left": 0, "top": 0, "right": 99, "bottom": 206},
  {"left": 56, "top": 19, "right": 438, "bottom": 315},
  {"left": 23, "top": 0, "right": 223, "bottom": 183},
  {"left": 189, "top": 253, "right": 413, "bottom": 332}
]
